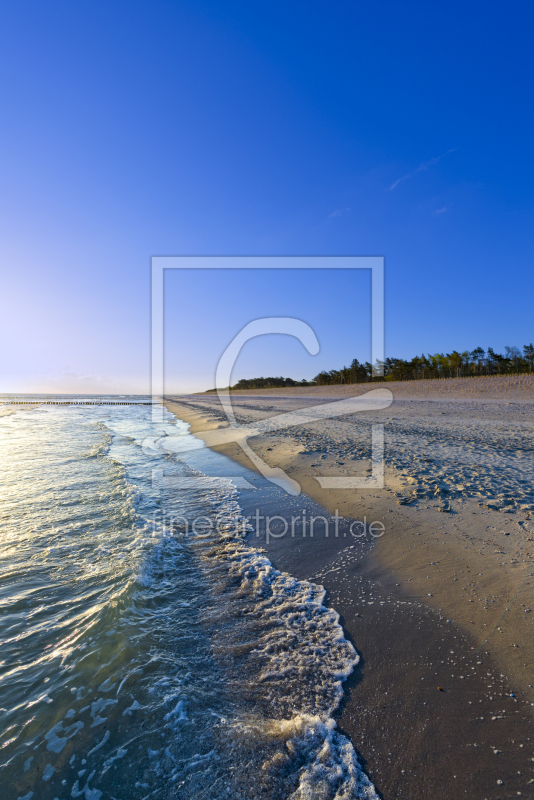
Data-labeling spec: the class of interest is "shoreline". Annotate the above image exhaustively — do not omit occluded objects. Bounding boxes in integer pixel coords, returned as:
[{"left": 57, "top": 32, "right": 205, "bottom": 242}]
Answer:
[
  {"left": 164, "top": 388, "right": 534, "bottom": 697},
  {"left": 164, "top": 387, "right": 534, "bottom": 798}
]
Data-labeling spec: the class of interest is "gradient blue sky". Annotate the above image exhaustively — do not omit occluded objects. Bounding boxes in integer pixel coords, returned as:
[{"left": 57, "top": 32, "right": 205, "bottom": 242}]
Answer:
[{"left": 1, "top": 1, "right": 533, "bottom": 393}]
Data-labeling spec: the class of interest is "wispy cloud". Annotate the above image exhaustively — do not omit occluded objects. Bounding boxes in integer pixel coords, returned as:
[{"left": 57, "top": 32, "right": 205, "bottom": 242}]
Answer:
[
  {"left": 328, "top": 207, "right": 350, "bottom": 218},
  {"left": 389, "top": 149, "right": 457, "bottom": 190},
  {"left": 432, "top": 206, "right": 448, "bottom": 216}
]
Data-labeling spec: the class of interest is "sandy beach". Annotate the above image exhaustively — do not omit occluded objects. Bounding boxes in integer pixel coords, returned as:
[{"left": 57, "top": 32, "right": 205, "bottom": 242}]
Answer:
[{"left": 165, "top": 375, "right": 534, "bottom": 799}]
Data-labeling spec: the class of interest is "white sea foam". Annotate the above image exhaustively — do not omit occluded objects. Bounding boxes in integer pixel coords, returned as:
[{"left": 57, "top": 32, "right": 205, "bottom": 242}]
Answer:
[
  {"left": 160, "top": 466, "right": 377, "bottom": 799},
  {"left": 0, "top": 402, "right": 376, "bottom": 800}
]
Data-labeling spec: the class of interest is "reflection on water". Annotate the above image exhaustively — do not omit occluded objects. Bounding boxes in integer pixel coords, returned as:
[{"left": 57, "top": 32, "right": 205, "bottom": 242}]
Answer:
[{"left": 0, "top": 404, "right": 376, "bottom": 800}]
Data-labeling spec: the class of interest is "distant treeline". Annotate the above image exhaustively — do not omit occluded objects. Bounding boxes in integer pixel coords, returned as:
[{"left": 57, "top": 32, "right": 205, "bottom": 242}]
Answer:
[
  {"left": 221, "top": 344, "right": 534, "bottom": 389},
  {"left": 229, "top": 376, "right": 314, "bottom": 390},
  {"left": 314, "top": 344, "right": 534, "bottom": 385}
]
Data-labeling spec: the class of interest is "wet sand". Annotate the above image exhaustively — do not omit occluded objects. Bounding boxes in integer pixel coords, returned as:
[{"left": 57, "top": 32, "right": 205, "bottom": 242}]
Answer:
[{"left": 164, "top": 378, "right": 534, "bottom": 798}]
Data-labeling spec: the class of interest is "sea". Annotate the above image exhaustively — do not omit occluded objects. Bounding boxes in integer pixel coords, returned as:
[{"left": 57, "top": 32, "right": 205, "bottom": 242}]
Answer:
[{"left": 0, "top": 398, "right": 377, "bottom": 800}]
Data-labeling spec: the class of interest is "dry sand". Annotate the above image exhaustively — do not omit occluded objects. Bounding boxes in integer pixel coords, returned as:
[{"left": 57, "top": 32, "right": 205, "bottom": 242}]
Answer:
[
  {"left": 203, "top": 373, "right": 534, "bottom": 401},
  {"left": 165, "top": 375, "right": 534, "bottom": 799}
]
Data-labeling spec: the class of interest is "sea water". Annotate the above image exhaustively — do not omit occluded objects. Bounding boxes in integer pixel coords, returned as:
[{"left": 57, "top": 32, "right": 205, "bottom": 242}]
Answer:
[{"left": 0, "top": 402, "right": 377, "bottom": 800}]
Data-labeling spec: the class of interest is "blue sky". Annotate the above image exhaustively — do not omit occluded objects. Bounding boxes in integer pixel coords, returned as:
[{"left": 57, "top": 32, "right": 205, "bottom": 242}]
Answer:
[{"left": 1, "top": 1, "right": 533, "bottom": 393}]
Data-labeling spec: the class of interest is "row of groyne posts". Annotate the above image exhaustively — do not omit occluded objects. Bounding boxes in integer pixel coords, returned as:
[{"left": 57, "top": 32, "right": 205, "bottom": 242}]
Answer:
[{"left": 0, "top": 397, "right": 155, "bottom": 405}]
